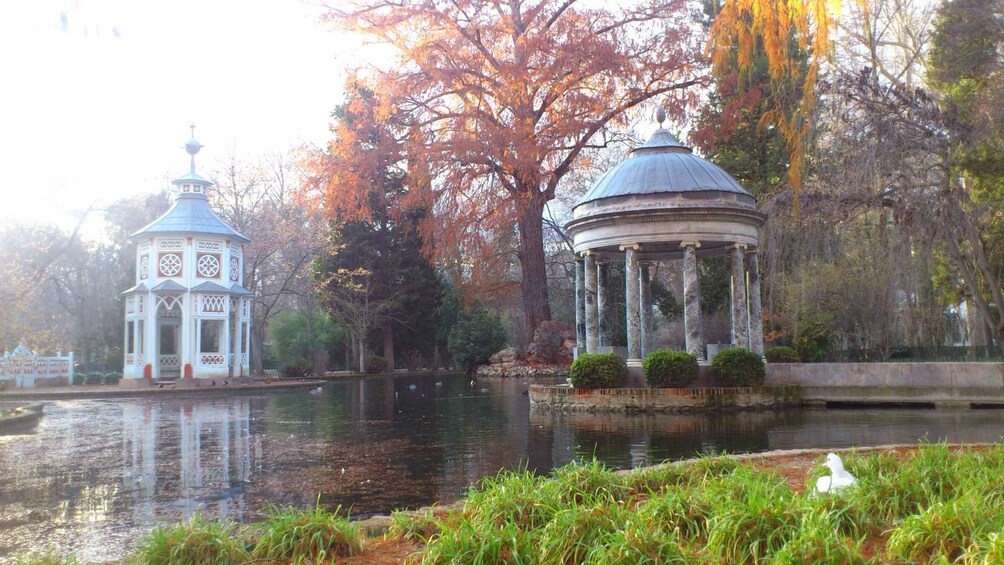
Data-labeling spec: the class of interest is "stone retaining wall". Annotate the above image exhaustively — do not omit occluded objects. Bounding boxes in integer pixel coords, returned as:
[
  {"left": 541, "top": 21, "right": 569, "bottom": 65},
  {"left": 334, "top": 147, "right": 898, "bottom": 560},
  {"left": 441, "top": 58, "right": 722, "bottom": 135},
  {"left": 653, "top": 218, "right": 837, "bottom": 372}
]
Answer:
[
  {"left": 766, "top": 362, "right": 1004, "bottom": 388},
  {"left": 529, "top": 385, "right": 801, "bottom": 413}
]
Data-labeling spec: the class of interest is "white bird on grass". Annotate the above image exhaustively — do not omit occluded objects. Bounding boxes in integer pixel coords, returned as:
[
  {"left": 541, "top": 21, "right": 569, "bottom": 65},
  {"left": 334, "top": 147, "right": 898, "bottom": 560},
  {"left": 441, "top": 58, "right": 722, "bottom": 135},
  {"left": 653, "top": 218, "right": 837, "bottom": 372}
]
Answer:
[
  {"left": 815, "top": 453, "right": 857, "bottom": 494},
  {"left": 309, "top": 386, "right": 323, "bottom": 395}
]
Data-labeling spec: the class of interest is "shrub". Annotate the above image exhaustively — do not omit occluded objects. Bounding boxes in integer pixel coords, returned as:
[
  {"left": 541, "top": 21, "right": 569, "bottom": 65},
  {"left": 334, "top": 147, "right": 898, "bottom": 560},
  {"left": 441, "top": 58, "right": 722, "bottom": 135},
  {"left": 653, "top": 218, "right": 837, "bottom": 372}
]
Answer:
[
  {"left": 84, "top": 373, "right": 104, "bottom": 385},
  {"left": 136, "top": 512, "right": 249, "bottom": 565},
  {"left": 103, "top": 372, "right": 122, "bottom": 385},
  {"left": 569, "top": 352, "right": 627, "bottom": 389},
  {"left": 268, "top": 311, "right": 344, "bottom": 374},
  {"left": 252, "top": 506, "right": 363, "bottom": 563},
  {"left": 765, "top": 346, "right": 800, "bottom": 363},
  {"left": 643, "top": 350, "right": 698, "bottom": 388},
  {"left": 280, "top": 360, "right": 311, "bottom": 379},
  {"left": 366, "top": 355, "right": 387, "bottom": 374},
  {"left": 447, "top": 309, "right": 507, "bottom": 373},
  {"left": 794, "top": 315, "right": 833, "bottom": 362},
  {"left": 710, "top": 348, "right": 765, "bottom": 386}
]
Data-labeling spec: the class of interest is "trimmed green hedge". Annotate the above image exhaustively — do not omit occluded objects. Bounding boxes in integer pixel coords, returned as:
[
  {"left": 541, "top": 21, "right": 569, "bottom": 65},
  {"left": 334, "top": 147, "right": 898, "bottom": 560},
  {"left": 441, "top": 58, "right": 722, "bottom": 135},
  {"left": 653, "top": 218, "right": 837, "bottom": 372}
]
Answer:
[
  {"left": 643, "top": 350, "right": 698, "bottom": 388},
  {"left": 711, "top": 348, "right": 765, "bottom": 387},
  {"left": 569, "top": 353, "right": 627, "bottom": 389},
  {"left": 764, "top": 346, "right": 800, "bottom": 363}
]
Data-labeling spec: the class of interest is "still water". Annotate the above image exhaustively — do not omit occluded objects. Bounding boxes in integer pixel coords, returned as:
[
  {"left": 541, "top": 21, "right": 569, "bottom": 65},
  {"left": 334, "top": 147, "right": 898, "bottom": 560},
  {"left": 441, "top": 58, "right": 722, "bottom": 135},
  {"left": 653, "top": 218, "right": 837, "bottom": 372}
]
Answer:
[{"left": 2, "top": 373, "right": 1004, "bottom": 561}]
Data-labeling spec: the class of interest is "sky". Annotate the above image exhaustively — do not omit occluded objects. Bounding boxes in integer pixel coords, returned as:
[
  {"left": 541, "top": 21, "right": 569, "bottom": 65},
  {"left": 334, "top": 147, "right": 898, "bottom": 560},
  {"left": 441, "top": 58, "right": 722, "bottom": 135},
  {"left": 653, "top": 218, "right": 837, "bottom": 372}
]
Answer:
[{"left": 0, "top": 0, "right": 370, "bottom": 236}]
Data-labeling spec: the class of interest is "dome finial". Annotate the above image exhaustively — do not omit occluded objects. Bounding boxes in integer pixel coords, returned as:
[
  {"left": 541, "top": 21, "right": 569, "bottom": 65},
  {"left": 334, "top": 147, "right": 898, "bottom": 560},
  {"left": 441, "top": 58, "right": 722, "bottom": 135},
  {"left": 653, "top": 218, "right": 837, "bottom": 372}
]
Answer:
[
  {"left": 655, "top": 107, "right": 667, "bottom": 128},
  {"left": 184, "top": 122, "right": 204, "bottom": 174}
]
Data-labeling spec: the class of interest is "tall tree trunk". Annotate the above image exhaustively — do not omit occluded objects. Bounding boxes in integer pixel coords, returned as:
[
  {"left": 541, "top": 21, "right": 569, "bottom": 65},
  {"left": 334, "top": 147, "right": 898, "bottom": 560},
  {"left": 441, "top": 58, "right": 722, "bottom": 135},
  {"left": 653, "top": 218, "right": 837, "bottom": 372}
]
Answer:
[
  {"left": 357, "top": 333, "right": 367, "bottom": 374},
  {"left": 382, "top": 318, "right": 395, "bottom": 371},
  {"left": 251, "top": 325, "right": 265, "bottom": 374},
  {"left": 516, "top": 198, "right": 551, "bottom": 344}
]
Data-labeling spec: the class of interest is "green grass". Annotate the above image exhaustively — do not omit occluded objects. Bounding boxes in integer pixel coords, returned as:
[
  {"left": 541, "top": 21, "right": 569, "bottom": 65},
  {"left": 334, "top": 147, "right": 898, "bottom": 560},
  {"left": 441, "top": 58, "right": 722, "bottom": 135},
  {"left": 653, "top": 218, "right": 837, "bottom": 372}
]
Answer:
[
  {"left": 127, "top": 442, "right": 1004, "bottom": 564},
  {"left": 251, "top": 505, "right": 363, "bottom": 563},
  {"left": 10, "top": 547, "right": 78, "bottom": 565},
  {"left": 386, "top": 507, "right": 444, "bottom": 542},
  {"left": 412, "top": 443, "right": 1004, "bottom": 564},
  {"left": 136, "top": 512, "right": 250, "bottom": 565}
]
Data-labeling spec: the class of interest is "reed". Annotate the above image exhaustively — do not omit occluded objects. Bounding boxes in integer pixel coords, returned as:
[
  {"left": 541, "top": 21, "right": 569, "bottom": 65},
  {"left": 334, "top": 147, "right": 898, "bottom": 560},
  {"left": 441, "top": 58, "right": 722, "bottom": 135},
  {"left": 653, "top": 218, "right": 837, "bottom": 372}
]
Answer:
[
  {"left": 250, "top": 505, "right": 363, "bottom": 563},
  {"left": 136, "top": 512, "right": 249, "bottom": 565}
]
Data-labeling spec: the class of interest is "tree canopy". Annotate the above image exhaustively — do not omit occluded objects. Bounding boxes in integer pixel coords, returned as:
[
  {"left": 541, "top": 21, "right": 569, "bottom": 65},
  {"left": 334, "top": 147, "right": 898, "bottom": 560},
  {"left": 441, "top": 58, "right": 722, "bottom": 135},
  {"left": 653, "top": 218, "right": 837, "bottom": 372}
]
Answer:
[{"left": 327, "top": 0, "right": 705, "bottom": 340}]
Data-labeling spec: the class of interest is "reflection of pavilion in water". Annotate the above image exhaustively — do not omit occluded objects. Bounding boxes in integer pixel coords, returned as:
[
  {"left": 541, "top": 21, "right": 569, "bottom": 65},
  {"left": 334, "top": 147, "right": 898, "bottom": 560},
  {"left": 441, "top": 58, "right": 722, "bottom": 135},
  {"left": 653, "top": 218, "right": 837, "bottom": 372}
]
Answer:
[
  {"left": 121, "top": 399, "right": 259, "bottom": 523},
  {"left": 530, "top": 409, "right": 784, "bottom": 469}
]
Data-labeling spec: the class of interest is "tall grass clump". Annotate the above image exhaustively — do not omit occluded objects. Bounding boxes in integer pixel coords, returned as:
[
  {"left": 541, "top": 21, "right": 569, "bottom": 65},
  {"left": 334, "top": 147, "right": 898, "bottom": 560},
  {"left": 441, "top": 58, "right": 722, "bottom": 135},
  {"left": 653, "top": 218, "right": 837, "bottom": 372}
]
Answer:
[
  {"left": 629, "top": 453, "right": 742, "bottom": 493},
  {"left": 420, "top": 519, "right": 535, "bottom": 565},
  {"left": 583, "top": 522, "right": 690, "bottom": 564},
  {"left": 413, "top": 444, "right": 1004, "bottom": 564},
  {"left": 463, "top": 468, "right": 558, "bottom": 529},
  {"left": 386, "top": 507, "right": 444, "bottom": 543},
  {"left": 251, "top": 506, "right": 363, "bottom": 563},
  {"left": 960, "top": 531, "right": 1004, "bottom": 564},
  {"left": 635, "top": 489, "right": 710, "bottom": 539},
  {"left": 767, "top": 506, "right": 870, "bottom": 565},
  {"left": 537, "top": 503, "right": 631, "bottom": 564},
  {"left": 702, "top": 466, "right": 800, "bottom": 563},
  {"left": 545, "top": 459, "right": 630, "bottom": 506},
  {"left": 886, "top": 494, "right": 1004, "bottom": 562},
  {"left": 136, "top": 512, "right": 250, "bottom": 565},
  {"left": 10, "top": 548, "right": 78, "bottom": 565}
]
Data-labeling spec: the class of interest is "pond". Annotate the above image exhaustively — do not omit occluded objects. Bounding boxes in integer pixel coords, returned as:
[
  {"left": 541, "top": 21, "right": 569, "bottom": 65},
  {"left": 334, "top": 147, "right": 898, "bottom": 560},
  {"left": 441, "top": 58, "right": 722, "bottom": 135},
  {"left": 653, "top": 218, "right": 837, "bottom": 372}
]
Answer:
[{"left": 2, "top": 373, "right": 1003, "bottom": 561}]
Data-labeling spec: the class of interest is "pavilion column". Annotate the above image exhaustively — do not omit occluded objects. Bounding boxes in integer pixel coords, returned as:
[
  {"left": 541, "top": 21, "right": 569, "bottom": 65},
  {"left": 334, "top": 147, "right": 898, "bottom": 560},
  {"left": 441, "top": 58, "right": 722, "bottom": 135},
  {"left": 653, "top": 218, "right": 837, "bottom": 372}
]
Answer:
[
  {"left": 597, "top": 260, "right": 612, "bottom": 348},
  {"left": 144, "top": 296, "right": 156, "bottom": 372},
  {"left": 231, "top": 299, "right": 242, "bottom": 378},
  {"left": 244, "top": 301, "right": 252, "bottom": 375},
  {"left": 584, "top": 252, "right": 599, "bottom": 353},
  {"left": 574, "top": 257, "right": 586, "bottom": 357},
  {"left": 746, "top": 249, "right": 765, "bottom": 356},
  {"left": 730, "top": 243, "right": 749, "bottom": 349},
  {"left": 640, "top": 261, "right": 654, "bottom": 357},
  {"left": 682, "top": 242, "right": 704, "bottom": 361},
  {"left": 622, "top": 244, "right": 642, "bottom": 361},
  {"left": 181, "top": 294, "right": 193, "bottom": 378}
]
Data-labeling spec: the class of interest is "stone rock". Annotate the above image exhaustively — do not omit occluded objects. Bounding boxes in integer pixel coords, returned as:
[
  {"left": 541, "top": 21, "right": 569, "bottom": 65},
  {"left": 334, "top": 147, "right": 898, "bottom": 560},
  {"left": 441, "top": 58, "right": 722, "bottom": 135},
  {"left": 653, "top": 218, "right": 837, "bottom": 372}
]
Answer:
[
  {"left": 475, "top": 364, "right": 569, "bottom": 379},
  {"left": 488, "top": 347, "right": 519, "bottom": 366},
  {"left": 527, "top": 321, "right": 573, "bottom": 363}
]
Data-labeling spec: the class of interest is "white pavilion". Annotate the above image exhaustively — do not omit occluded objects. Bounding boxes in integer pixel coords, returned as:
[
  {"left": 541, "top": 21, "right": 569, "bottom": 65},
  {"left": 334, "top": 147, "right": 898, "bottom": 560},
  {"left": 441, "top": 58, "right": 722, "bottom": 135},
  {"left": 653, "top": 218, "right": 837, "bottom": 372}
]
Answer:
[{"left": 122, "top": 127, "right": 253, "bottom": 385}]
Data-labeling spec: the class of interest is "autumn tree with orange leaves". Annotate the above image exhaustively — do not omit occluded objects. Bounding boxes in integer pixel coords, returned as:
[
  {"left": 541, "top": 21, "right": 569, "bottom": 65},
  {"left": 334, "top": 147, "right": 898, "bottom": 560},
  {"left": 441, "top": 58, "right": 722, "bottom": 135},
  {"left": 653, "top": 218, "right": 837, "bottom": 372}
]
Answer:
[
  {"left": 310, "top": 80, "right": 442, "bottom": 370},
  {"left": 707, "top": 0, "right": 842, "bottom": 206},
  {"left": 327, "top": 0, "right": 704, "bottom": 340}
]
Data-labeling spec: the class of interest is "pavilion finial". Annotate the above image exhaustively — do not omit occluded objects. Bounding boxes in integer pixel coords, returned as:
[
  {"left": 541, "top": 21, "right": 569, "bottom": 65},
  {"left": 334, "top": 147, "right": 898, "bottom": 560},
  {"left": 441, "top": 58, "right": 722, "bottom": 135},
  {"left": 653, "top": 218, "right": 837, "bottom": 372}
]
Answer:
[
  {"left": 655, "top": 107, "right": 667, "bottom": 128},
  {"left": 184, "top": 123, "right": 204, "bottom": 174}
]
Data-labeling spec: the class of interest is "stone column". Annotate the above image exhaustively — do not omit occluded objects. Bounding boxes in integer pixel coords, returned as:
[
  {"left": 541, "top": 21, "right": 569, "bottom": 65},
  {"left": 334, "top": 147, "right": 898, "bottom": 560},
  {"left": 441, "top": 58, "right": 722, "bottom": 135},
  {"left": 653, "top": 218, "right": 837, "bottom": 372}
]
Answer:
[
  {"left": 746, "top": 249, "right": 765, "bottom": 356},
  {"left": 640, "top": 261, "right": 654, "bottom": 357},
  {"left": 597, "top": 260, "right": 612, "bottom": 348},
  {"left": 622, "top": 244, "right": 641, "bottom": 360},
  {"left": 574, "top": 257, "right": 586, "bottom": 357},
  {"left": 681, "top": 242, "right": 704, "bottom": 360},
  {"left": 730, "top": 244, "right": 749, "bottom": 349},
  {"left": 584, "top": 252, "right": 599, "bottom": 353}
]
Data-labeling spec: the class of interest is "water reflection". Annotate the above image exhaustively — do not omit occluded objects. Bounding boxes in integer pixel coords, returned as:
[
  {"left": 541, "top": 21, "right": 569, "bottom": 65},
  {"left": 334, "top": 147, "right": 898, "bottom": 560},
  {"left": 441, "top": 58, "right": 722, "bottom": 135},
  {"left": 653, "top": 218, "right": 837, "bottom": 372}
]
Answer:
[{"left": 1, "top": 376, "right": 1003, "bottom": 561}]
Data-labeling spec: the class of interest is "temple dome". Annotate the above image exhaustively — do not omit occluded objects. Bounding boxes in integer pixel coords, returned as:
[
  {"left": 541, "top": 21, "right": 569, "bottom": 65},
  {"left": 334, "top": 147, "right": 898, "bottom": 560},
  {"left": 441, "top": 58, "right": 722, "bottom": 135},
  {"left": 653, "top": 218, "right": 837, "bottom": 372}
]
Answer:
[
  {"left": 567, "top": 125, "right": 764, "bottom": 259},
  {"left": 576, "top": 128, "right": 755, "bottom": 208}
]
